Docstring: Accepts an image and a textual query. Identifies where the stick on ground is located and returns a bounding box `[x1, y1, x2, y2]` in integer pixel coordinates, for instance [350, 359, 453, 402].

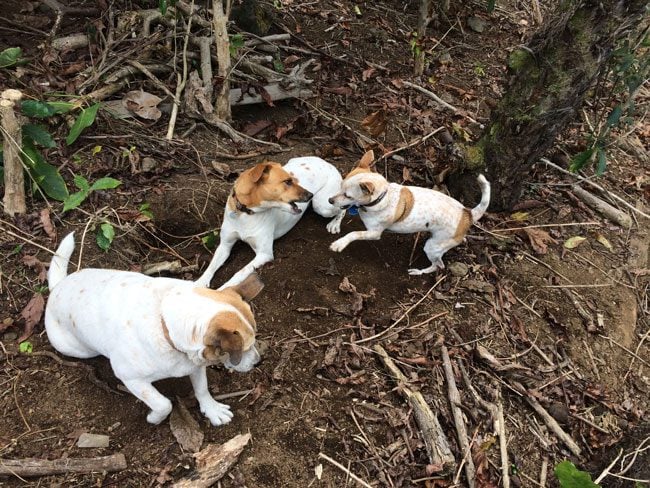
[0, 454, 127, 477]
[1, 90, 26, 216]
[374, 344, 455, 469]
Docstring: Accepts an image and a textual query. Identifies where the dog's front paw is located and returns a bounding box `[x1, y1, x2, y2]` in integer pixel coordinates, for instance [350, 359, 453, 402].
[326, 219, 341, 234]
[201, 400, 234, 426]
[408, 268, 426, 276]
[329, 239, 348, 253]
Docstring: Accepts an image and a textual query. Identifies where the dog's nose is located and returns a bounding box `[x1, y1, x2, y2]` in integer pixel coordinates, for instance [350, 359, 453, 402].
[328, 197, 335, 205]
[306, 191, 314, 200]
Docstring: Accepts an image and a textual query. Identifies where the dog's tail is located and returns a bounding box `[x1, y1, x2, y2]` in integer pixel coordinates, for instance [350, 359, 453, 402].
[470, 174, 490, 222]
[48, 232, 75, 290]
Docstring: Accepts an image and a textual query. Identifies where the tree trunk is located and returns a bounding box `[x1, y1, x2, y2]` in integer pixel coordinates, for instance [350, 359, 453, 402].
[447, 0, 647, 211]
[1, 90, 26, 216]
[213, 0, 231, 121]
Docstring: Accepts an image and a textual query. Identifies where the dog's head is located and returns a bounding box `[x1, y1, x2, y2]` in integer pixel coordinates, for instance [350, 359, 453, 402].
[328, 150, 389, 209]
[233, 162, 312, 214]
[198, 274, 264, 372]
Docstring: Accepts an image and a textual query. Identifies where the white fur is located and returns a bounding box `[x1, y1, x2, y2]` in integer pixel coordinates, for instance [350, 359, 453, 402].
[45, 233, 260, 426]
[196, 156, 345, 289]
[329, 173, 490, 275]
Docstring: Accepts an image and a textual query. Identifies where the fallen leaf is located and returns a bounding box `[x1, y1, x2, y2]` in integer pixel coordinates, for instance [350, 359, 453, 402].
[22, 254, 46, 282]
[595, 233, 613, 251]
[324, 86, 353, 96]
[510, 211, 529, 221]
[259, 86, 275, 107]
[361, 109, 387, 137]
[211, 161, 232, 176]
[362, 67, 376, 81]
[314, 463, 323, 480]
[243, 119, 273, 136]
[563, 236, 587, 249]
[402, 166, 412, 183]
[170, 399, 204, 453]
[521, 228, 557, 254]
[39, 208, 56, 240]
[123, 90, 162, 121]
[19, 293, 45, 341]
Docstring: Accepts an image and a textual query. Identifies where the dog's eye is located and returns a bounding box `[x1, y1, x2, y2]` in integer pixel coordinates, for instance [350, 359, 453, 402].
[284, 179, 293, 186]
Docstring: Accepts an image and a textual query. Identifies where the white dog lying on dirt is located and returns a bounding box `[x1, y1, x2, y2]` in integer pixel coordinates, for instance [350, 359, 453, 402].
[45, 232, 263, 426]
[329, 150, 490, 275]
[196, 156, 345, 289]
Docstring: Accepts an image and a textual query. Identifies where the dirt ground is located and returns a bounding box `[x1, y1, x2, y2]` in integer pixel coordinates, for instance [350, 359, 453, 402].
[1, 0, 649, 487]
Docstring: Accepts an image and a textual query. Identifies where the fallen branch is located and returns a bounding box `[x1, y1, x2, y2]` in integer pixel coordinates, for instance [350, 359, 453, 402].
[173, 434, 251, 488]
[571, 185, 632, 228]
[51, 33, 90, 50]
[0, 454, 127, 477]
[378, 127, 444, 161]
[402, 80, 479, 124]
[440, 345, 475, 488]
[318, 452, 373, 488]
[374, 344, 455, 469]
[1, 89, 26, 216]
[142, 260, 199, 276]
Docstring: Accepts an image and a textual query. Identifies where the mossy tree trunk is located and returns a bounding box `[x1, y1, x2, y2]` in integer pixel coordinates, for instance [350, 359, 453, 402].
[448, 0, 647, 211]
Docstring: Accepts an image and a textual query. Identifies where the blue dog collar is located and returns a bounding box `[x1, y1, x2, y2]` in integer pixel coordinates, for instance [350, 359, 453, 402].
[347, 205, 359, 216]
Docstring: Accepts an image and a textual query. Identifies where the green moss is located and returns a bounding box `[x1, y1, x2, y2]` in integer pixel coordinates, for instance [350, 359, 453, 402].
[508, 49, 534, 71]
[460, 142, 485, 170]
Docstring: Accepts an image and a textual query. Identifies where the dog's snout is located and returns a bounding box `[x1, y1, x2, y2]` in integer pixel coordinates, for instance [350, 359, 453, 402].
[328, 196, 335, 205]
[305, 191, 314, 200]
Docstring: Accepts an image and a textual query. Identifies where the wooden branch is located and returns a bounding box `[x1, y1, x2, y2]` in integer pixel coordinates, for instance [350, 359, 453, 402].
[374, 344, 455, 469]
[78, 65, 173, 103]
[571, 185, 632, 228]
[172, 434, 250, 488]
[230, 84, 314, 106]
[190, 36, 214, 101]
[1, 89, 26, 216]
[440, 345, 475, 488]
[213, 0, 231, 121]
[51, 33, 90, 50]
[0, 454, 127, 477]
[402, 80, 479, 124]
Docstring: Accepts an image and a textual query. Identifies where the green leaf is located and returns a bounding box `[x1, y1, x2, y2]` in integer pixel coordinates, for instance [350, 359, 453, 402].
[159, 0, 167, 15]
[138, 202, 154, 219]
[229, 33, 245, 56]
[66, 103, 101, 145]
[0, 47, 22, 68]
[273, 56, 285, 73]
[90, 177, 121, 191]
[73, 174, 90, 191]
[569, 148, 595, 172]
[21, 142, 69, 201]
[487, 0, 496, 12]
[96, 222, 115, 251]
[606, 106, 622, 127]
[23, 124, 56, 148]
[21, 100, 57, 118]
[19, 341, 33, 354]
[554, 461, 600, 488]
[201, 231, 218, 250]
[63, 190, 88, 212]
[596, 148, 607, 175]
[48, 101, 76, 114]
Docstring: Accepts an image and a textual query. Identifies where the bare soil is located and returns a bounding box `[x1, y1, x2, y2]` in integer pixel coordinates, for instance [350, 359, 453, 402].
[1, 1, 649, 487]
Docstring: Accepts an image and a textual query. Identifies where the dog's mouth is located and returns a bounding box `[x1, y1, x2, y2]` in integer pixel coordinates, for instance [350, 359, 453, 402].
[289, 201, 303, 214]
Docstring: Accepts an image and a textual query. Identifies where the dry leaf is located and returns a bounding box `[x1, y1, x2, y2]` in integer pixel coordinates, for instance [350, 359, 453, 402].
[123, 90, 162, 121]
[170, 399, 204, 453]
[563, 236, 587, 249]
[362, 67, 376, 81]
[22, 255, 46, 282]
[19, 293, 45, 341]
[243, 119, 273, 136]
[522, 228, 557, 254]
[361, 109, 387, 137]
[259, 86, 275, 107]
[595, 233, 613, 251]
[39, 208, 56, 240]
[510, 211, 529, 222]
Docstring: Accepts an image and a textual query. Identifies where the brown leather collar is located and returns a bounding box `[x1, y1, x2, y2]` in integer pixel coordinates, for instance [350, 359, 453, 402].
[232, 191, 254, 215]
[161, 318, 181, 352]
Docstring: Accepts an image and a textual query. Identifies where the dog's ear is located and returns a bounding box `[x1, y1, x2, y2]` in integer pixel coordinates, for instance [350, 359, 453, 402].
[226, 273, 264, 301]
[248, 162, 273, 183]
[359, 181, 375, 195]
[358, 150, 375, 169]
[204, 325, 244, 365]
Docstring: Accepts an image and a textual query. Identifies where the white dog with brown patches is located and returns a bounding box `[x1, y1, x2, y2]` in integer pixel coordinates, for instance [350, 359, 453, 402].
[196, 157, 345, 289]
[45, 232, 263, 426]
[329, 150, 490, 275]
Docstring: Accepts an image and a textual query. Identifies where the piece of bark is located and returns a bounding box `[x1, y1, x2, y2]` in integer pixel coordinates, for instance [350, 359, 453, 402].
[374, 345, 455, 469]
[0, 454, 127, 477]
[572, 185, 632, 228]
[51, 33, 90, 50]
[1, 90, 26, 216]
[172, 434, 251, 488]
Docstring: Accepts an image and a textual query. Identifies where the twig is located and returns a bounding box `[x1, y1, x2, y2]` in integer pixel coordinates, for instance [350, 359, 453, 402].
[126, 60, 175, 99]
[402, 81, 479, 124]
[521, 251, 573, 283]
[595, 449, 624, 484]
[623, 328, 650, 382]
[374, 345, 455, 468]
[212, 0, 231, 120]
[561, 288, 595, 332]
[318, 453, 373, 488]
[166, 0, 194, 140]
[491, 222, 600, 232]
[541, 158, 649, 221]
[539, 458, 548, 487]
[599, 335, 650, 367]
[440, 345, 475, 488]
[571, 185, 632, 228]
[1, 90, 26, 216]
[212, 389, 254, 401]
[377, 127, 444, 161]
[356, 275, 446, 344]
[0, 221, 56, 255]
[0, 454, 127, 477]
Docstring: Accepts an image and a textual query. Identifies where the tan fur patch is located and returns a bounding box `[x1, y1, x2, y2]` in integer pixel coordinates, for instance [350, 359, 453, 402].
[194, 288, 256, 330]
[161, 317, 180, 351]
[453, 208, 473, 241]
[393, 187, 415, 223]
[202, 311, 248, 363]
[231, 162, 309, 208]
[344, 149, 376, 180]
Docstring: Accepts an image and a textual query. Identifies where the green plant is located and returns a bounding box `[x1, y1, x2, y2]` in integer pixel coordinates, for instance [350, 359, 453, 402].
[63, 174, 121, 212]
[0, 47, 25, 68]
[570, 30, 650, 174]
[138, 202, 154, 219]
[19, 341, 33, 354]
[201, 231, 218, 250]
[96, 222, 115, 251]
[158, 0, 177, 15]
[229, 33, 245, 56]
[555, 461, 600, 488]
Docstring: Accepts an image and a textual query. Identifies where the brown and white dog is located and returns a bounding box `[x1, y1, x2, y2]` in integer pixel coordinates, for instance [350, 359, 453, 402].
[328, 150, 490, 275]
[45, 232, 263, 426]
[196, 157, 345, 289]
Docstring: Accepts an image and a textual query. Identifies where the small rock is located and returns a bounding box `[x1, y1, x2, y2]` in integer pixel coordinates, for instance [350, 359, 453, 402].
[448, 262, 469, 277]
[467, 16, 486, 33]
[548, 402, 570, 425]
[77, 433, 110, 448]
[437, 52, 452, 65]
[107, 422, 121, 432]
[141, 157, 158, 173]
[462, 279, 495, 294]
[3, 331, 18, 341]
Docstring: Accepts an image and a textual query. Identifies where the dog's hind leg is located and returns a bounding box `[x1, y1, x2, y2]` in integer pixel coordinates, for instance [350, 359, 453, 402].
[195, 230, 238, 288]
[121, 378, 173, 424]
[408, 237, 459, 276]
[190, 367, 233, 426]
